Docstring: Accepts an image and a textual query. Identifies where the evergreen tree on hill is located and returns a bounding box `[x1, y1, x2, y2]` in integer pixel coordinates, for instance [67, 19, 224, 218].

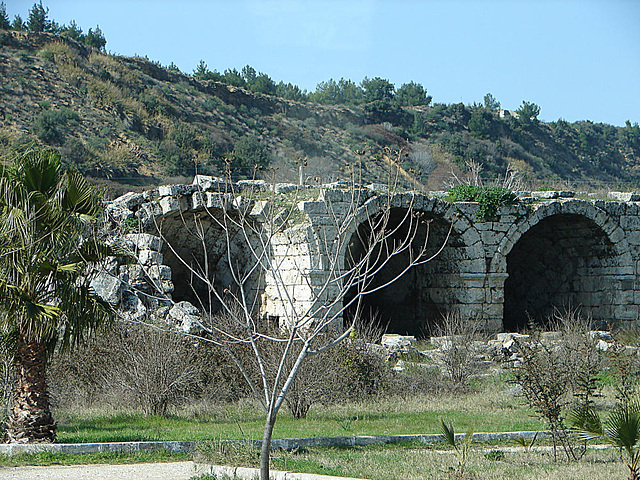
[0, 2, 10, 30]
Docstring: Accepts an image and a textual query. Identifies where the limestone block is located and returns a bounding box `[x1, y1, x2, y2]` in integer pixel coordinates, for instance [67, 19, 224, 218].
[273, 183, 298, 194]
[626, 203, 640, 215]
[142, 189, 159, 201]
[105, 203, 135, 223]
[249, 200, 271, 221]
[459, 273, 487, 288]
[589, 330, 613, 341]
[158, 184, 197, 197]
[90, 272, 122, 305]
[461, 229, 481, 247]
[383, 334, 416, 350]
[190, 191, 206, 211]
[138, 250, 163, 266]
[454, 202, 479, 217]
[603, 202, 627, 216]
[615, 288, 635, 304]
[160, 280, 174, 293]
[608, 226, 625, 243]
[491, 288, 504, 303]
[496, 332, 530, 343]
[125, 233, 162, 252]
[120, 291, 147, 320]
[119, 264, 146, 289]
[114, 191, 146, 210]
[492, 222, 511, 232]
[135, 201, 162, 225]
[458, 287, 486, 304]
[390, 192, 418, 209]
[481, 303, 503, 319]
[613, 304, 638, 321]
[621, 216, 640, 231]
[531, 190, 558, 199]
[159, 196, 181, 215]
[481, 230, 500, 246]
[192, 175, 224, 191]
[146, 265, 172, 281]
[237, 179, 268, 192]
[609, 192, 640, 202]
[168, 301, 202, 333]
[596, 339, 612, 351]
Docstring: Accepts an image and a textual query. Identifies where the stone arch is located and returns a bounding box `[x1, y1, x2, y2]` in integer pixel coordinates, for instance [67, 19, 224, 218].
[153, 205, 262, 314]
[342, 195, 485, 337]
[492, 200, 634, 330]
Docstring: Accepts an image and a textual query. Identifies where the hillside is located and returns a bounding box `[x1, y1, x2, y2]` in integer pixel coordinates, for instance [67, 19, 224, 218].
[1, 30, 640, 197]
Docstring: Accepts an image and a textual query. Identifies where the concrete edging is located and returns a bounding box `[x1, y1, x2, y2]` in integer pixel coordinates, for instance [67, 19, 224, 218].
[203, 464, 368, 480]
[0, 430, 546, 456]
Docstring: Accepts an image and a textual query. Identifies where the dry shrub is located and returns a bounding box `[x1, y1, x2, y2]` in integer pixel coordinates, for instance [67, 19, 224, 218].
[509, 308, 604, 461]
[433, 311, 489, 389]
[50, 322, 246, 415]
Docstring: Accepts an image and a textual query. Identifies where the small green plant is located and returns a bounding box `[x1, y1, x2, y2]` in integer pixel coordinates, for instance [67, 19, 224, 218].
[514, 432, 538, 453]
[122, 217, 140, 233]
[484, 449, 505, 461]
[337, 415, 358, 432]
[448, 184, 517, 220]
[570, 399, 640, 480]
[440, 419, 473, 477]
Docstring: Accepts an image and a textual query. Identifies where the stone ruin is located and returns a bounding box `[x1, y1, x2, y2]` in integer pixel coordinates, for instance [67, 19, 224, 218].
[96, 176, 640, 337]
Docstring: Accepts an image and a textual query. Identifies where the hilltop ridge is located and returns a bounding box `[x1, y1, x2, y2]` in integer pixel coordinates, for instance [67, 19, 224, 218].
[1, 30, 639, 196]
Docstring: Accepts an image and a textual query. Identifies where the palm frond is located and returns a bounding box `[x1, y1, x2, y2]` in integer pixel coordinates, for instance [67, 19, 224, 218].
[606, 400, 640, 452]
[440, 419, 456, 447]
[569, 405, 604, 441]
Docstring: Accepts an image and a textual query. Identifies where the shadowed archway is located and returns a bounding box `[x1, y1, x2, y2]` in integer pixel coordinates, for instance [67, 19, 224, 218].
[503, 213, 617, 330]
[343, 208, 467, 337]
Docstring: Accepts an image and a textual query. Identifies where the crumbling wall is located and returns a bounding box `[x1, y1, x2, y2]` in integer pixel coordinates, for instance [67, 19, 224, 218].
[100, 180, 640, 337]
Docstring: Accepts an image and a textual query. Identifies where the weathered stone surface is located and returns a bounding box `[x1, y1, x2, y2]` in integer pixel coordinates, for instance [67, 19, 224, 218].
[90, 272, 121, 305]
[125, 233, 162, 252]
[101, 181, 640, 335]
[610, 192, 640, 202]
[381, 334, 416, 351]
[168, 301, 202, 333]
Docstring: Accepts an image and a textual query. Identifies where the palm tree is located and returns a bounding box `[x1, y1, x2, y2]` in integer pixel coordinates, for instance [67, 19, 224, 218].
[0, 147, 115, 443]
[570, 399, 640, 480]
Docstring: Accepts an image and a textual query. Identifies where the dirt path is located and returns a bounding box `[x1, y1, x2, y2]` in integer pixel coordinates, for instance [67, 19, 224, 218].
[0, 461, 211, 480]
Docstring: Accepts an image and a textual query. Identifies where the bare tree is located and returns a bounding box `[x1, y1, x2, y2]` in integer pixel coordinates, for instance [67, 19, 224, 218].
[126, 150, 449, 480]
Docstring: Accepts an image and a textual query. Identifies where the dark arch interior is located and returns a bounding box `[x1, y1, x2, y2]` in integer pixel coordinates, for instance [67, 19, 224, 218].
[343, 209, 465, 338]
[157, 212, 261, 314]
[503, 213, 616, 331]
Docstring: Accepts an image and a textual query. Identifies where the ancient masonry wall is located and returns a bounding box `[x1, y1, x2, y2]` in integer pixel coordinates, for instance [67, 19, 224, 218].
[100, 178, 640, 334]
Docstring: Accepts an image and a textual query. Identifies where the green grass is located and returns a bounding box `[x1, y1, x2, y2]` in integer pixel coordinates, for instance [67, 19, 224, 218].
[55, 381, 543, 444]
[266, 443, 626, 480]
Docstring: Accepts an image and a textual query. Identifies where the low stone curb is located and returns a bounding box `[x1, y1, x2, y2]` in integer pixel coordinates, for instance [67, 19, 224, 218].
[0, 431, 546, 456]
[203, 464, 368, 480]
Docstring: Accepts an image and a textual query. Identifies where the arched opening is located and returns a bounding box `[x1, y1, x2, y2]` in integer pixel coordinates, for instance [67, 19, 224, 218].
[503, 213, 617, 331]
[343, 208, 467, 338]
[156, 210, 262, 315]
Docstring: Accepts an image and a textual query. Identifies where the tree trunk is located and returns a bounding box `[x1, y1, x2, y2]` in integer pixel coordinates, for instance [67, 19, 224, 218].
[259, 412, 276, 480]
[5, 335, 56, 443]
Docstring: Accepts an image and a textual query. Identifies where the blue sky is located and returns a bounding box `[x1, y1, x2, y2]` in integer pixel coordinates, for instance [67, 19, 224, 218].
[7, 0, 640, 125]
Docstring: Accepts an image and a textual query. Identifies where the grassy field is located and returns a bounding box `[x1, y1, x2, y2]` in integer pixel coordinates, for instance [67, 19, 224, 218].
[1, 376, 627, 478]
[54, 378, 544, 444]
[265, 443, 626, 480]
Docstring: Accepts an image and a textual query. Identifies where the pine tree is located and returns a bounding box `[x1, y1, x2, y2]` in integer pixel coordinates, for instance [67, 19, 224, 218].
[27, 1, 50, 32]
[0, 2, 10, 30]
